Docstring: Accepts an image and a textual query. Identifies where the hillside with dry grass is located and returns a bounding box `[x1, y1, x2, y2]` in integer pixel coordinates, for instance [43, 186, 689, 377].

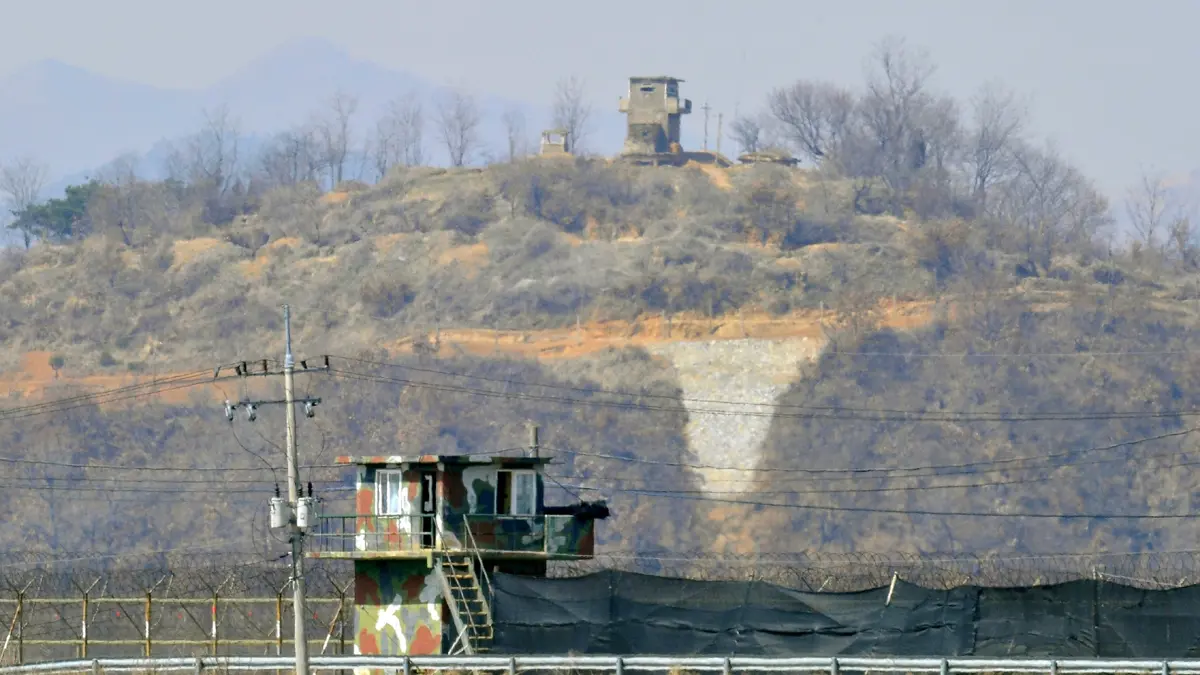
[5, 151, 1200, 564]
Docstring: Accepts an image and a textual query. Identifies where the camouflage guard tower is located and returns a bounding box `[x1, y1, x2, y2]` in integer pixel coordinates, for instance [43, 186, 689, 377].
[619, 76, 692, 163]
[308, 454, 608, 656]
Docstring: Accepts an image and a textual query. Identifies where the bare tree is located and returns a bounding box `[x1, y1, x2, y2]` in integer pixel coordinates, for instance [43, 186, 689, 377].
[994, 141, 1112, 274]
[435, 89, 481, 167]
[372, 94, 425, 179]
[258, 126, 324, 187]
[0, 156, 49, 248]
[730, 116, 763, 155]
[917, 95, 962, 180]
[92, 153, 140, 246]
[964, 81, 1026, 209]
[316, 90, 359, 187]
[1124, 169, 1174, 251]
[766, 81, 855, 163]
[552, 75, 593, 155]
[1168, 214, 1199, 268]
[856, 36, 937, 191]
[167, 105, 241, 196]
[502, 107, 529, 162]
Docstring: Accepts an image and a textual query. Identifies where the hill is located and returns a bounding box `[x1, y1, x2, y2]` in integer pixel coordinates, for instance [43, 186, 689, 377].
[4, 154, 1200, 568]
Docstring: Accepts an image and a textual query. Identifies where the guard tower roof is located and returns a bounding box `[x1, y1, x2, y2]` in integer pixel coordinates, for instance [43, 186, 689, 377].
[334, 454, 553, 467]
[629, 75, 685, 83]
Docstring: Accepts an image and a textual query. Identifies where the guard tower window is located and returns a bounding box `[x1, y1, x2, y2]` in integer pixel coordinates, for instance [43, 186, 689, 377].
[496, 469, 536, 516]
[666, 82, 678, 97]
[375, 470, 404, 515]
[639, 85, 656, 93]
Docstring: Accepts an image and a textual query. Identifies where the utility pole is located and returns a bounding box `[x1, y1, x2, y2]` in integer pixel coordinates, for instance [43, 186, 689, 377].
[716, 113, 724, 157]
[283, 305, 308, 675]
[528, 423, 540, 459]
[701, 100, 712, 151]
[222, 306, 328, 675]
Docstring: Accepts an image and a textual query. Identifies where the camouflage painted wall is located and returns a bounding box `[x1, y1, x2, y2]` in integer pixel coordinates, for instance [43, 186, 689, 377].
[547, 515, 597, 557]
[354, 465, 423, 552]
[440, 464, 547, 552]
[338, 457, 596, 558]
[352, 560, 443, 656]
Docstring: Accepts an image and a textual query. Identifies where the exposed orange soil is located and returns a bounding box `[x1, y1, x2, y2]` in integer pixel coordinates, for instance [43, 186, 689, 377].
[391, 301, 936, 360]
[0, 352, 277, 408]
[170, 238, 225, 268]
[0, 301, 938, 406]
[695, 164, 733, 190]
[320, 191, 350, 205]
[437, 243, 489, 268]
[237, 237, 304, 279]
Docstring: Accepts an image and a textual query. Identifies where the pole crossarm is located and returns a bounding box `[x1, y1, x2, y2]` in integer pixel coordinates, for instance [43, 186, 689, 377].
[234, 398, 321, 407]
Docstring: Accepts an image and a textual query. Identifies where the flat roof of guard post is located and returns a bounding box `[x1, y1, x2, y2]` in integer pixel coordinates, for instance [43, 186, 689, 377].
[334, 454, 553, 467]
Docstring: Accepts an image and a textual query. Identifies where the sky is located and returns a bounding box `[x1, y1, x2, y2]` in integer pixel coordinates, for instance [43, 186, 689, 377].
[1, 0, 1198, 202]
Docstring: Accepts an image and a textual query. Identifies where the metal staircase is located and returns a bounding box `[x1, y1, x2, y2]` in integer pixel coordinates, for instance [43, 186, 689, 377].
[434, 520, 493, 654]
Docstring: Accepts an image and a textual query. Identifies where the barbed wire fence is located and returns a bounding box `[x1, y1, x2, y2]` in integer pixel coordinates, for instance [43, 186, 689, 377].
[0, 550, 1198, 664]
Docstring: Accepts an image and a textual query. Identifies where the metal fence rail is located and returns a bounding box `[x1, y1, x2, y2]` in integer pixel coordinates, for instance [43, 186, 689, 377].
[4, 656, 1200, 675]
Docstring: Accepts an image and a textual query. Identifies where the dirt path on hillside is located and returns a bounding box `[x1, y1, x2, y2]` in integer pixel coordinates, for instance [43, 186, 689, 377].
[0, 302, 938, 405]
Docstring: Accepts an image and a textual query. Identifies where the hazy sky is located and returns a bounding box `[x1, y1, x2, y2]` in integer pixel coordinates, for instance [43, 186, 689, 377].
[2, 0, 1197, 201]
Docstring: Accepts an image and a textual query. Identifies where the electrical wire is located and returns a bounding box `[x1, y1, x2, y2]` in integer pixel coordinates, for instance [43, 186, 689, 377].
[596, 490, 1197, 519]
[324, 366, 1200, 423]
[327, 354, 1200, 420]
[555, 452, 1200, 495]
[546, 427, 1199, 477]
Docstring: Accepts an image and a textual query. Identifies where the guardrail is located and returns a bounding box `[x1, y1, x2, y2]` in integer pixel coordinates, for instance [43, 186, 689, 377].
[5, 656, 1200, 674]
[307, 514, 580, 555]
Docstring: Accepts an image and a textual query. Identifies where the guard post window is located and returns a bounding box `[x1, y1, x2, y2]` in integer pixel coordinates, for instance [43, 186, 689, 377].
[496, 469, 537, 516]
[375, 470, 404, 516]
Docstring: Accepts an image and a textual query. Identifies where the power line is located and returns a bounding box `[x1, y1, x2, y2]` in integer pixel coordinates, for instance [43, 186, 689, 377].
[0, 369, 215, 417]
[325, 365, 1200, 423]
[548, 427, 1199, 477]
[555, 452, 1200, 496]
[0, 456, 343, 472]
[603, 490, 1197, 519]
[330, 354, 1200, 419]
[0, 372, 247, 423]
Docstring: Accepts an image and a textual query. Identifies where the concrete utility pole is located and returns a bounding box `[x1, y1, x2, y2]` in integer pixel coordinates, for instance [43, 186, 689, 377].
[223, 306, 326, 675]
[701, 100, 712, 151]
[528, 423, 540, 459]
[716, 113, 724, 157]
[283, 305, 309, 675]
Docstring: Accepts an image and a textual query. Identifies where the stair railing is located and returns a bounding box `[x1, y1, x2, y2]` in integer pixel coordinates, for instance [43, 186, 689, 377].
[461, 515, 493, 621]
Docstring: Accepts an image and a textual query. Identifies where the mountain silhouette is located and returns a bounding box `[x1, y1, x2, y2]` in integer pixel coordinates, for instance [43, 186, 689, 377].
[0, 37, 632, 199]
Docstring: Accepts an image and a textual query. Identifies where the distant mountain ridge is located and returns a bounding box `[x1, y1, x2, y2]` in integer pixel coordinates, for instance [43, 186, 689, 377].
[0, 36, 627, 207]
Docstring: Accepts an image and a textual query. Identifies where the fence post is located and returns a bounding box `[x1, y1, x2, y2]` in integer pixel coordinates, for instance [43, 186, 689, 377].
[194, 656, 204, 675]
[1051, 660, 1058, 675]
[275, 592, 284, 675]
[211, 593, 219, 655]
[940, 659, 948, 675]
[615, 657, 624, 675]
[91, 659, 100, 675]
[724, 657, 732, 675]
[1163, 661, 1170, 675]
[338, 590, 348, 653]
[15, 591, 23, 666]
[81, 592, 89, 658]
[402, 656, 412, 675]
[144, 592, 152, 658]
[508, 656, 517, 675]
[830, 657, 839, 675]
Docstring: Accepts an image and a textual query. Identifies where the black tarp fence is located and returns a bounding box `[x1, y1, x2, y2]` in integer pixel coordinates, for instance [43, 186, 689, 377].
[492, 570, 1200, 657]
